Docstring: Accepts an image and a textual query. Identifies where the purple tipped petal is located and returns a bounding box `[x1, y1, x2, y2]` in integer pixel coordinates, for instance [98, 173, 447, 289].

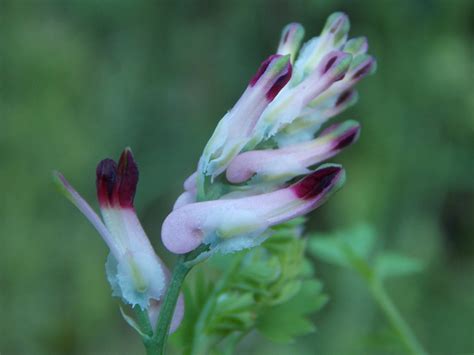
[226, 121, 359, 184]
[96, 159, 118, 207]
[162, 165, 345, 254]
[249, 54, 292, 101]
[351, 55, 377, 81]
[199, 55, 292, 178]
[96, 148, 139, 209]
[116, 148, 139, 208]
[332, 124, 360, 150]
[292, 165, 343, 199]
[322, 12, 350, 42]
[335, 89, 357, 107]
[318, 51, 352, 81]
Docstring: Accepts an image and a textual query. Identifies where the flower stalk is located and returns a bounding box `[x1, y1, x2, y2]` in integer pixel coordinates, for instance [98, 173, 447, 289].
[369, 280, 427, 355]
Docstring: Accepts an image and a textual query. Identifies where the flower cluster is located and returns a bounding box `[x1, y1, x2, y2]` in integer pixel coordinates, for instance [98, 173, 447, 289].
[162, 12, 375, 255]
[55, 12, 375, 338]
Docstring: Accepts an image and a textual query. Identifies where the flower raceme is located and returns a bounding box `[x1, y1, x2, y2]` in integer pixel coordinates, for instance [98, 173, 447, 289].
[164, 12, 375, 255]
[55, 148, 183, 333]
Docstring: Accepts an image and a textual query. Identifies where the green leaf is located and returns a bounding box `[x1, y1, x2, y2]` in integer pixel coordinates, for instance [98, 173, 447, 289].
[256, 280, 328, 343]
[308, 236, 349, 266]
[308, 224, 376, 267]
[374, 252, 424, 279]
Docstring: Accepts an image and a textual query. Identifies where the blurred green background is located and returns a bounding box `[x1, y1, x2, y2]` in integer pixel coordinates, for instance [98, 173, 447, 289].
[2, 0, 473, 354]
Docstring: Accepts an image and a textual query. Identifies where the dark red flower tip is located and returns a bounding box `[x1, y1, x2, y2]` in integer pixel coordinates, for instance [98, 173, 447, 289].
[292, 166, 342, 200]
[249, 54, 281, 87]
[335, 89, 355, 107]
[96, 159, 118, 207]
[248, 54, 292, 101]
[95, 148, 139, 208]
[266, 62, 292, 101]
[352, 60, 375, 80]
[323, 55, 339, 74]
[283, 27, 291, 43]
[116, 148, 139, 208]
[333, 126, 360, 150]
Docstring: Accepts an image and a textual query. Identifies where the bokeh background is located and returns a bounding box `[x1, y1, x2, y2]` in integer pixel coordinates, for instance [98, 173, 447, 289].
[2, 0, 473, 354]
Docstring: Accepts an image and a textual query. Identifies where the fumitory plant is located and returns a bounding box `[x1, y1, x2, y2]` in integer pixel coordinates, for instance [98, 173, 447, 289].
[55, 12, 426, 355]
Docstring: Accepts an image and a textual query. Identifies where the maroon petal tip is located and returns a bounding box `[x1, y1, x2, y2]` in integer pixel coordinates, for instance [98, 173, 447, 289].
[116, 148, 139, 208]
[96, 159, 118, 207]
[352, 57, 376, 80]
[333, 125, 361, 150]
[335, 89, 356, 107]
[249, 54, 283, 87]
[292, 166, 342, 200]
[266, 61, 292, 101]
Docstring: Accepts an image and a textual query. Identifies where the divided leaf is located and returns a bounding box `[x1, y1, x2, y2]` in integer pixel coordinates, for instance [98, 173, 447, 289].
[374, 252, 424, 280]
[256, 280, 328, 343]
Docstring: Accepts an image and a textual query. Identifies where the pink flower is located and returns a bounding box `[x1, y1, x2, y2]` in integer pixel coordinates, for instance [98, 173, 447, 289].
[55, 148, 183, 332]
[162, 165, 345, 254]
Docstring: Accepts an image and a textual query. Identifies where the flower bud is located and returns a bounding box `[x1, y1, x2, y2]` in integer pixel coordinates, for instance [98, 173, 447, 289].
[277, 23, 305, 62]
[343, 36, 368, 55]
[249, 51, 352, 146]
[274, 89, 359, 147]
[226, 120, 360, 184]
[161, 165, 345, 254]
[55, 149, 184, 333]
[291, 12, 350, 84]
[199, 54, 292, 179]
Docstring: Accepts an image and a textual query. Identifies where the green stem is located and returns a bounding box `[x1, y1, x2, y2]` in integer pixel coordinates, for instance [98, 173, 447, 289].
[133, 306, 153, 337]
[153, 254, 190, 354]
[343, 247, 427, 355]
[132, 307, 159, 354]
[369, 280, 427, 355]
[190, 253, 245, 355]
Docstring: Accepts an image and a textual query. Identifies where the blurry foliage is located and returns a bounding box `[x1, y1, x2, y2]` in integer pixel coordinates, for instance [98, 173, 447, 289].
[1, 0, 473, 354]
[172, 220, 327, 354]
[309, 224, 427, 354]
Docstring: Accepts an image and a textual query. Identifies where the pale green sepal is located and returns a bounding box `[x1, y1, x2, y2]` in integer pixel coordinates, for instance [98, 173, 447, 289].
[119, 306, 153, 340]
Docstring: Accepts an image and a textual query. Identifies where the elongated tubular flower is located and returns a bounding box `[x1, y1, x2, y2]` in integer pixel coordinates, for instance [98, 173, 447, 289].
[226, 120, 360, 184]
[162, 165, 345, 254]
[199, 54, 292, 179]
[55, 148, 183, 332]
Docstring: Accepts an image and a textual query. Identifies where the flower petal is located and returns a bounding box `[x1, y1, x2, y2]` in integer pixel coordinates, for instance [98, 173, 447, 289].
[53, 171, 121, 258]
[227, 121, 360, 184]
[162, 165, 345, 254]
